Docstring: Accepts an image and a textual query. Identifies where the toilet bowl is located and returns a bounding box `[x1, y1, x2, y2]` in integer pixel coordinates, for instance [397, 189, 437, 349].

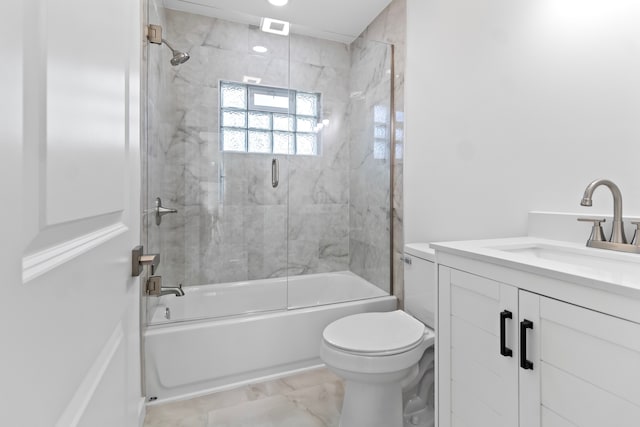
[321, 244, 436, 427]
[321, 310, 435, 427]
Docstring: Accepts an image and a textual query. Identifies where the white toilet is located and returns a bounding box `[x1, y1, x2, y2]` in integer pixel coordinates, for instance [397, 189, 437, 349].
[321, 244, 436, 427]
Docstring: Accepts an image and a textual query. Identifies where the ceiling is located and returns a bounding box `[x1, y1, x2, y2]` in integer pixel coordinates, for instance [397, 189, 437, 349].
[163, 0, 393, 44]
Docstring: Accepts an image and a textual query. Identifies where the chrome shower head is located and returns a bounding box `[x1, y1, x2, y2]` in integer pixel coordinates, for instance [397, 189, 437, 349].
[162, 39, 190, 66]
[170, 50, 190, 66]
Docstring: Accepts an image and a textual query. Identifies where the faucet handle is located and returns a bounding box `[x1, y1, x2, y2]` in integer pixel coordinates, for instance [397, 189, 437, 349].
[577, 217, 607, 243]
[630, 221, 640, 246]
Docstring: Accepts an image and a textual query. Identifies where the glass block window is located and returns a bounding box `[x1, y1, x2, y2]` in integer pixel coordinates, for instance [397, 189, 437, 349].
[220, 81, 321, 155]
[373, 104, 389, 160]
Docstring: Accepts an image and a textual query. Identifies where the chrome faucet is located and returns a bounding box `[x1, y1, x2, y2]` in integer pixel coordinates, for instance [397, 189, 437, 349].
[146, 276, 185, 297]
[160, 284, 185, 297]
[578, 179, 640, 254]
[580, 179, 627, 243]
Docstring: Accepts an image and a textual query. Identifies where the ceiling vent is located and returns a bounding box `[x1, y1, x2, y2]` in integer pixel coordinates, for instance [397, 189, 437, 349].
[260, 17, 290, 36]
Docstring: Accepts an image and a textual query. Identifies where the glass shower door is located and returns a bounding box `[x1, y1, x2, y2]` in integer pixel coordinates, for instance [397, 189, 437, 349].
[285, 37, 394, 308]
[144, 6, 291, 325]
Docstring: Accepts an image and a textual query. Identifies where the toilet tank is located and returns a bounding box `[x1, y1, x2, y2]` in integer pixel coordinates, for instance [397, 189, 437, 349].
[404, 243, 436, 329]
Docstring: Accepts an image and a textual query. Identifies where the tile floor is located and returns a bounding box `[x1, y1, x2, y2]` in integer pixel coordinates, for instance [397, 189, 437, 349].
[143, 368, 344, 427]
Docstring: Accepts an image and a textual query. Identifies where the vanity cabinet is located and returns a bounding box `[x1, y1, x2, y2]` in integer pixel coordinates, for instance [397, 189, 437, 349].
[437, 266, 640, 427]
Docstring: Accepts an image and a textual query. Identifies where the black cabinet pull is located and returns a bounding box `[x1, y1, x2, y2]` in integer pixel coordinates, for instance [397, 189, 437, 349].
[520, 319, 534, 370]
[500, 310, 513, 357]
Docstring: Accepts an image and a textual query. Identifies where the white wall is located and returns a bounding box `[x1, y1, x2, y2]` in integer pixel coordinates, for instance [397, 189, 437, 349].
[405, 0, 640, 244]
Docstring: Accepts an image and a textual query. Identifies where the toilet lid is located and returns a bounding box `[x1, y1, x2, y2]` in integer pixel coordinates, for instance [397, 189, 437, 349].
[322, 310, 426, 355]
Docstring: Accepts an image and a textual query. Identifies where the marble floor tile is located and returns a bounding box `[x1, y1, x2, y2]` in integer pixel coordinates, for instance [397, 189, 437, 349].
[280, 368, 341, 390]
[283, 382, 343, 427]
[144, 368, 344, 427]
[207, 394, 327, 427]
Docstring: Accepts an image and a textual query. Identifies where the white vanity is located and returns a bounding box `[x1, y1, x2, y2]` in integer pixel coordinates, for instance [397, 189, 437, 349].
[432, 237, 640, 427]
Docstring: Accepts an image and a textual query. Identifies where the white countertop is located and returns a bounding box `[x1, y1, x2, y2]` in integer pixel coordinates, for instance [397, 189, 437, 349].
[404, 243, 435, 262]
[431, 237, 640, 299]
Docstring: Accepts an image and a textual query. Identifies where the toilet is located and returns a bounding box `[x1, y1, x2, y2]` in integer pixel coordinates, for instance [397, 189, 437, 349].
[320, 244, 436, 427]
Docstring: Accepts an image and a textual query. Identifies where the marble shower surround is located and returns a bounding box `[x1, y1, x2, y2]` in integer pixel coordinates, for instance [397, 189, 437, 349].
[146, 4, 403, 293]
[351, 0, 407, 303]
[149, 10, 353, 287]
[347, 37, 393, 292]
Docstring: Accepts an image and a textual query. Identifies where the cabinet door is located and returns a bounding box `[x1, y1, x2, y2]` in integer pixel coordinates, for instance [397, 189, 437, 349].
[438, 267, 519, 427]
[519, 291, 640, 427]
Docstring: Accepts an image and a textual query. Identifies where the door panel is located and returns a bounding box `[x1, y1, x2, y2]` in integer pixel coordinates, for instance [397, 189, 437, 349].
[0, 0, 26, 419]
[45, 0, 127, 224]
[1, 0, 143, 425]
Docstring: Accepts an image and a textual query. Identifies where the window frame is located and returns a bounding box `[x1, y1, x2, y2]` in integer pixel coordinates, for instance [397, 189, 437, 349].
[219, 80, 322, 156]
[247, 85, 295, 114]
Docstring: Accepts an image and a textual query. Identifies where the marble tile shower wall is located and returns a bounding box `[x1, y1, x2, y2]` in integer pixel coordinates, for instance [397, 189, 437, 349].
[287, 36, 351, 277]
[149, 9, 352, 287]
[353, 0, 406, 302]
[347, 39, 392, 292]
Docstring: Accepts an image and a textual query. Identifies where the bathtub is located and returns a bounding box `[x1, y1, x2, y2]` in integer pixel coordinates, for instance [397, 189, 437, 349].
[144, 271, 397, 402]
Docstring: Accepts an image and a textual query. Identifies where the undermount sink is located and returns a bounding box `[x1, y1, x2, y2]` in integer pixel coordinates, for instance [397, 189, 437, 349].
[488, 242, 640, 276]
[431, 235, 640, 297]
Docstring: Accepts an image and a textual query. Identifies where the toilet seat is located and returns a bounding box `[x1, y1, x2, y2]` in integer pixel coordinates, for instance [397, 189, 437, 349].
[323, 311, 426, 356]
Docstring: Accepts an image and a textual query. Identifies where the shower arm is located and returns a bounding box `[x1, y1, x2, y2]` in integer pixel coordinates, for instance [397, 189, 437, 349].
[161, 38, 178, 54]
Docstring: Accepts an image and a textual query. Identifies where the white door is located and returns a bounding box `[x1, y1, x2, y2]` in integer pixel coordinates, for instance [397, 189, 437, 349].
[0, 0, 143, 426]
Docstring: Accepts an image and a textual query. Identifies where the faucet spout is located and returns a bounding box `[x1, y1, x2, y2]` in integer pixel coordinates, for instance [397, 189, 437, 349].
[580, 179, 627, 243]
[160, 284, 185, 297]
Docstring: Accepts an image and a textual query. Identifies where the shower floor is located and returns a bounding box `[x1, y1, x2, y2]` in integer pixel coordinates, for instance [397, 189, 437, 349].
[143, 368, 344, 427]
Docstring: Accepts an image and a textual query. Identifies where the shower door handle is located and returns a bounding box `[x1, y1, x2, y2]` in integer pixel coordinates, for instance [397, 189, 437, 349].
[155, 197, 177, 225]
[272, 157, 279, 188]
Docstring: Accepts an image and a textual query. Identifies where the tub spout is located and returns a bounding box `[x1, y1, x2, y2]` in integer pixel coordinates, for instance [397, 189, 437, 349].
[160, 284, 185, 297]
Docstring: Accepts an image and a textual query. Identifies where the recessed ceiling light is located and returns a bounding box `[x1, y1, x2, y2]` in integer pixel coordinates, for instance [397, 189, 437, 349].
[268, 0, 289, 5]
[252, 45, 268, 53]
[243, 75, 262, 84]
[260, 17, 290, 36]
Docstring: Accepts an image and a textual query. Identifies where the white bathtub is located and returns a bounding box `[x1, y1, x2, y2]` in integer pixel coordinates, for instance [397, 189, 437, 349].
[144, 271, 397, 402]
